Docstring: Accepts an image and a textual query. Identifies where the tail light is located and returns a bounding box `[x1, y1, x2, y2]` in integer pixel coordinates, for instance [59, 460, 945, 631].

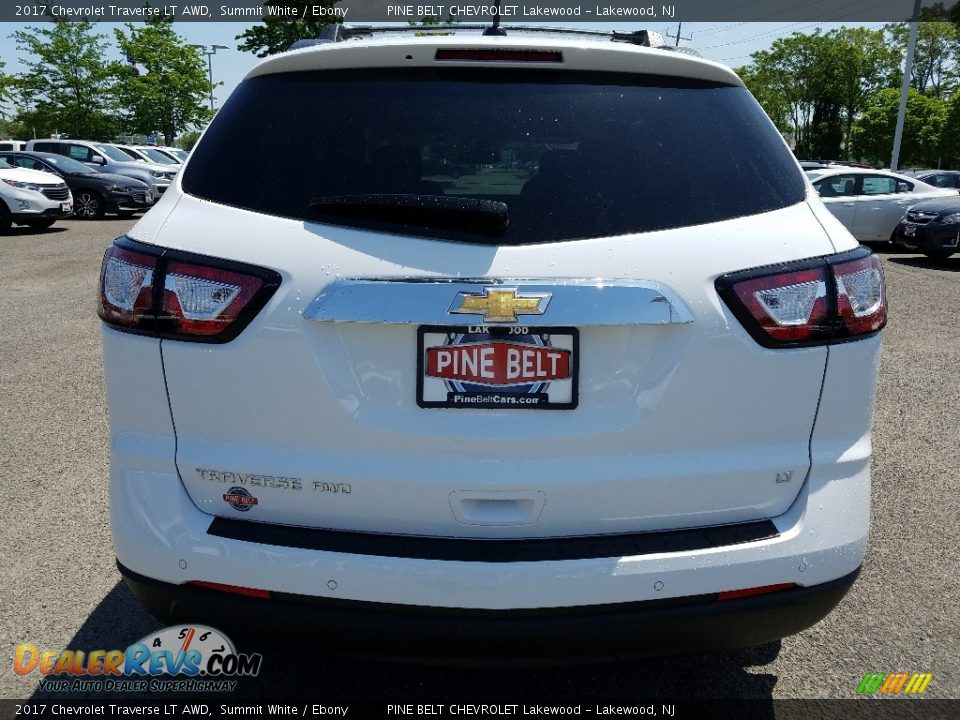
[98, 237, 281, 343]
[716, 247, 886, 348]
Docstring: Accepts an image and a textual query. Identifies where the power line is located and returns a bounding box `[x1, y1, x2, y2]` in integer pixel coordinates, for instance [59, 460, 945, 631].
[695, 22, 751, 39]
[700, 0, 898, 51]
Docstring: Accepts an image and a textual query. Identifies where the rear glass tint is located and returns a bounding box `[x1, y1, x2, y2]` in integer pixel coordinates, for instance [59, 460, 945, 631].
[183, 69, 805, 244]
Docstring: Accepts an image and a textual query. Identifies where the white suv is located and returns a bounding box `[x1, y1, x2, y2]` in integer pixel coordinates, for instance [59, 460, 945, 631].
[100, 28, 886, 661]
[0, 160, 73, 231]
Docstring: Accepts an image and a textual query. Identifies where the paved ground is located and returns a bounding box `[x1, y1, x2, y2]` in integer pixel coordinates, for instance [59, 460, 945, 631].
[0, 217, 957, 702]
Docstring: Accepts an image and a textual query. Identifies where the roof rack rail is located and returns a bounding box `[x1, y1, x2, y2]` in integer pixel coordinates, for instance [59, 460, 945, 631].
[288, 24, 699, 55]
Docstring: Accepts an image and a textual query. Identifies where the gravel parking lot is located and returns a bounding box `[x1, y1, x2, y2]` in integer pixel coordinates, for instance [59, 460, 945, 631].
[0, 217, 957, 701]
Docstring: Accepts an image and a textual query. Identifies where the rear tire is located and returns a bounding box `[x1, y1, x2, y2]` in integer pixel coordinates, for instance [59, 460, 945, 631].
[75, 190, 105, 220]
[922, 249, 955, 261]
[24, 218, 56, 229]
[0, 201, 11, 234]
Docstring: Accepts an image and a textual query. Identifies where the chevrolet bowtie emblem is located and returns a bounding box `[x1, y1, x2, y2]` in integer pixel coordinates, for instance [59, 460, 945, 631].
[449, 287, 551, 323]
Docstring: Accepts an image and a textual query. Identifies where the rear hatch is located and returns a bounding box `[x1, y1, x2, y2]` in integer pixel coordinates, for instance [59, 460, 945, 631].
[154, 39, 833, 538]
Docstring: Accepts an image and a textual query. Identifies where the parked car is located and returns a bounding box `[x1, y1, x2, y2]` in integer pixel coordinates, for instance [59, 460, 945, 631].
[25, 139, 175, 202]
[115, 144, 182, 171]
[156, 146, 189, 163]
[101, 26, 886, 660]
[798, 160, 832, 170]
[0, 140, 27, 152]
[0, 159, 73, 231]
[0, 151, 153, 219]
[893, 196, 960, 260]
[113, 144, 146, 162]
[130, 145, 183, 170]
[806, 167, 958, 243]
[901, 169, 960, 190]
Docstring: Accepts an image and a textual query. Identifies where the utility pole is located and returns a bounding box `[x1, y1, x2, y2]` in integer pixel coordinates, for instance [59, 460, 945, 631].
[188, 44, 228, 112]
[667, 23, 692, 47]
[891, 0, 922, 172]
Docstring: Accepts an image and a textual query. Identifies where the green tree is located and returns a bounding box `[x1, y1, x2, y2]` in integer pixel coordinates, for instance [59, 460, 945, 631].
[831, 27, 901, 155]
[0, 60, 13, 121]
[736, 63, 791, 134]
[113, 20, 211, 146]
[741, 32, 839, 158]
[738, 28, 899, 158]
[851, 87, 949, 167]
[12, 21, 119, 139]
[936, 91, 960, 166]
[177, 130, 202, 151]
[236, 2, 342, 57]
[885, 20, 959, 97]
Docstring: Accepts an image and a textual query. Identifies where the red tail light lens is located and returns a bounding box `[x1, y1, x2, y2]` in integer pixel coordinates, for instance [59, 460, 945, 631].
[833, 254, 886, 335]
[729, 267, 829, 343]
[162, 261, 264, 337]
[98, 246, 158, 329]
[716, 248, 887, 348]
[98, 238, 281, 343]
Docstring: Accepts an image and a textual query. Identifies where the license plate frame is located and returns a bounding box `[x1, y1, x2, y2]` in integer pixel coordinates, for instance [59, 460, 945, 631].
[417, 325, 579, 410]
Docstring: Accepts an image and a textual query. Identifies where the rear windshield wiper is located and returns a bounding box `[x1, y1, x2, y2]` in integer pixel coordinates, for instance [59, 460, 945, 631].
[309, 194, 508, 237]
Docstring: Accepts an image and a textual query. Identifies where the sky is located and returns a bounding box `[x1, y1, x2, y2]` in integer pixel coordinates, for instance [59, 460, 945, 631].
[0, 20, 889, 123]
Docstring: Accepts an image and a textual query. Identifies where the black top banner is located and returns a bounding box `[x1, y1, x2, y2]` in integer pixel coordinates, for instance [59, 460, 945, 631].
[2, 0, 955, 24]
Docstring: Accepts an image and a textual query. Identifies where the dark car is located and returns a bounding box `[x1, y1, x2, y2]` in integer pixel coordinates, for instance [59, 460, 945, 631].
[894, 196, 960, 260]
[0, 151, 153, 219]
[902, 169, 960, 191]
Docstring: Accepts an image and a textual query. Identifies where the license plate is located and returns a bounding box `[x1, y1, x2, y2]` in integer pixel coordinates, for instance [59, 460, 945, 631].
[61, 202, 72, 212]
[418, 325, 578, 410]
[904, 225, 916, 236]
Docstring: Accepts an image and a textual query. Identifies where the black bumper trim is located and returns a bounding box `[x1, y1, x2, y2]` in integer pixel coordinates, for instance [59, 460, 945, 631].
[206, 516, 780, 562]
[118, 561, 861, 661]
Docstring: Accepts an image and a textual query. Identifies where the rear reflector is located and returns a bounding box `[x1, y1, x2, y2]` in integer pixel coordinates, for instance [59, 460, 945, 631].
[717, 583, 797, 602]
[188, 580, 271, 599]
[716, 248, 886, 347]
[98, 237, 281, 343]
[435, 49, 563, 63]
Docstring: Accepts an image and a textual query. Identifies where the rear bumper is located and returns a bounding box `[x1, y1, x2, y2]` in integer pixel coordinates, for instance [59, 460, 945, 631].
[119, 560, 860, 661]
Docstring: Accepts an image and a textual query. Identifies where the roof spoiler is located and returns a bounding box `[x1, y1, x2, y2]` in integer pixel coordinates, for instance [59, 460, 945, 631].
[288, 25, 700, 56]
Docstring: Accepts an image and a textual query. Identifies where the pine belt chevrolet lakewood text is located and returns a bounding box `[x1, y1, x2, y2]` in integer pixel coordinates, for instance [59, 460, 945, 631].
[100, 26, 886, 661]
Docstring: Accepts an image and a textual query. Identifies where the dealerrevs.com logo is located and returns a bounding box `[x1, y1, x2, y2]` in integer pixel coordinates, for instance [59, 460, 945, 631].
[856, 672, 933, 696]
[14, 625, 262, 693]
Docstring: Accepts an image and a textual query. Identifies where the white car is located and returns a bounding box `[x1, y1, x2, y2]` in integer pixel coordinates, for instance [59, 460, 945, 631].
[0, 160, 73, 231]
[156, 146, 189, 163]
[100, 27, 886, 660]
[116, 144, 183, 172]
[131, 145, 184, 170]
[806, 167, 958, 243]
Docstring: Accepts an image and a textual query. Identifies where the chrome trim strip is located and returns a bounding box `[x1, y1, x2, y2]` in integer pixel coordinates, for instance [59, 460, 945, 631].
[304, 278, 694, 325]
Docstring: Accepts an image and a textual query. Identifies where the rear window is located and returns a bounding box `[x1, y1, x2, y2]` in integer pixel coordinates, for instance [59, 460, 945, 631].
[183, 69, 805, 244]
